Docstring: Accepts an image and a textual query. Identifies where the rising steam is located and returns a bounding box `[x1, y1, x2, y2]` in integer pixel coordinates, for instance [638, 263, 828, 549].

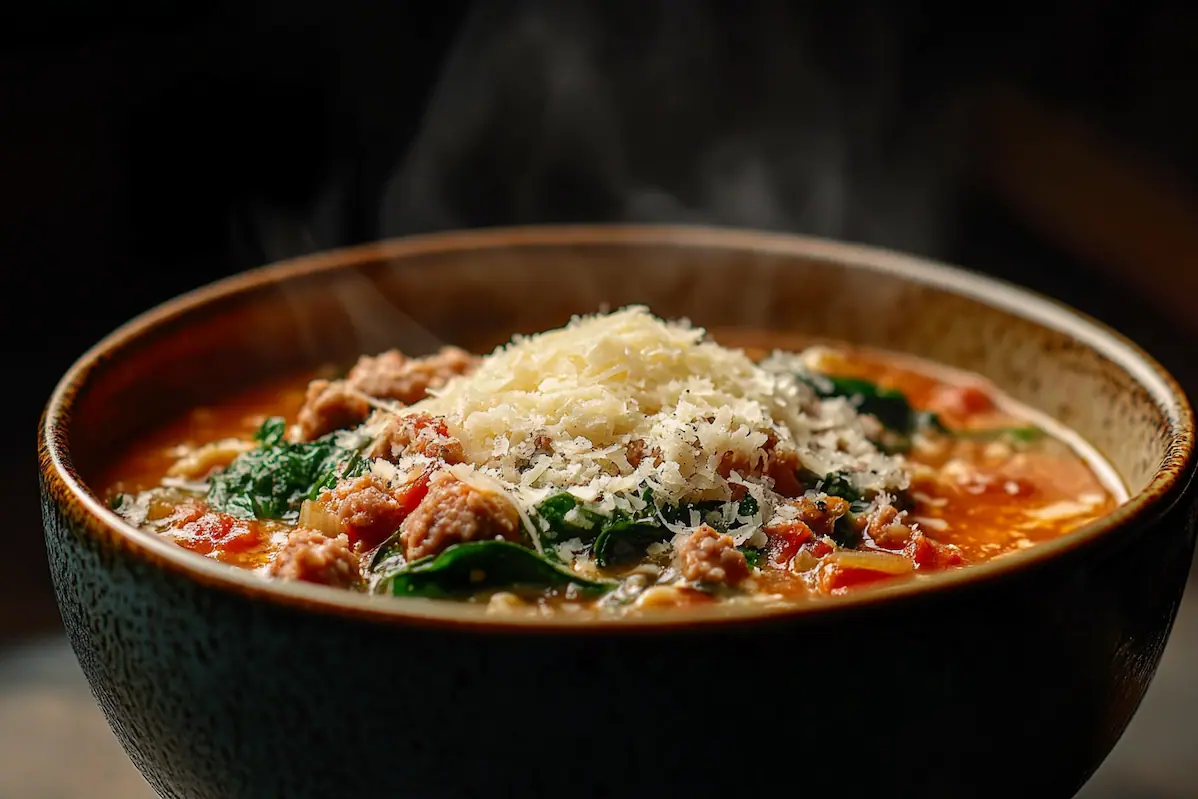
[246, 0, 971, 355]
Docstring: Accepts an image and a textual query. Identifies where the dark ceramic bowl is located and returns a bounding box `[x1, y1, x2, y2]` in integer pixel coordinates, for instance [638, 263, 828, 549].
[40, 226, 1197, 798]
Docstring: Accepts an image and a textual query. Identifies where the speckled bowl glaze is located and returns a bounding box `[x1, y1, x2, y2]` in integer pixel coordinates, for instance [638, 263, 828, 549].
[40, 226, 1197, 799]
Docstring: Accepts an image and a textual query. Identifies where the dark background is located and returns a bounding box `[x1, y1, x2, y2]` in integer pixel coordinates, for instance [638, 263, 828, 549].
[2, 1, 1197, 795]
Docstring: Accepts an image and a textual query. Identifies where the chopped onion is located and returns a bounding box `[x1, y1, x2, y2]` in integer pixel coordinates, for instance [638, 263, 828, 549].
[825, 549, 913, 575]
[298, 499, 343, 536]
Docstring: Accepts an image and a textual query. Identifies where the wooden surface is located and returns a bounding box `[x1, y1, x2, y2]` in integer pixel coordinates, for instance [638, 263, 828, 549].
[1, 578, 1196, 798]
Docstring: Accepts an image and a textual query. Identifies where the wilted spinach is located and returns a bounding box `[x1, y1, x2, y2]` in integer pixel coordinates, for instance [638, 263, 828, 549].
[801, 371, 1043, 452]
[380, 540, 616, 598]
[206, 417, 367, 521]
[592, 493, 760, 568]
[739, 546, 763, 568]
[800, 374, 920, 434]
[534, 492, 602, 541]
[592, 514, 669, 568]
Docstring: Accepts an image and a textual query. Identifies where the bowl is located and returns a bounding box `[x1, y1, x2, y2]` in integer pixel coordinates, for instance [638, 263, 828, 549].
[39, 225, 1197, 798]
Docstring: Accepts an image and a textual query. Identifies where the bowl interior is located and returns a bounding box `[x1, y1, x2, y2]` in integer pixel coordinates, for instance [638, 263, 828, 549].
[64, 227, 1186, 509]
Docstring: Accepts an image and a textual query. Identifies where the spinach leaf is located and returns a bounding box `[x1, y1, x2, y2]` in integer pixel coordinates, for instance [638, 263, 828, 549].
[534, 492, 602, 541]
[737, 495, 760, 518]
[957, 425, 1044, 443]
[801, 371, 1048, 455]
[820, 472, 864, 504]
[368, 529, 405, 573]
[207, 416, 363, 521]
[659, 499, 734, 531]
[381, 541, 616, 598]
[739, 546, 763, 569]
[592, 514, 669, 568]
[796, 469, 864, 503]
[307, 450, 371, 501]
[255, 416, 287, 448]
[801, 374, 918, 434]
[831, 513, 864, 547]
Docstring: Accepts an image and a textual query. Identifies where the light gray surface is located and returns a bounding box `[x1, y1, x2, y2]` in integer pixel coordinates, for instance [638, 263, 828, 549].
[1, 587, 1195, 798]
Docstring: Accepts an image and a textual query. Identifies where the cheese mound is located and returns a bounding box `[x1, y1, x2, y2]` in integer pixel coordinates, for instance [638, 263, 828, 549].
[386, 306, 908, 541]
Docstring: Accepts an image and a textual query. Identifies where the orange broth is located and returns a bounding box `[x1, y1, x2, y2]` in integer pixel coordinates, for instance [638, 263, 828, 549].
[100, 343, 1124, 609]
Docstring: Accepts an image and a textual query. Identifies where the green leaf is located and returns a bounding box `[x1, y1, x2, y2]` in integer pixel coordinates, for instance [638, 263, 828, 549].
[534, 492, 601, 540]
[381, 541, 616, 598]
[659, 499, 723, 530]
[592, 514, 669, 568]
[801, 374, 917, 434]
[957, 425, 1044, 443]
[737, 495, 759, 517]
[254, 416, 287, 448]
[207, 419, 365, 521]
[739, 546, 763, 569]
[820, 472, 864, 504]
[307, 450, 371, 501]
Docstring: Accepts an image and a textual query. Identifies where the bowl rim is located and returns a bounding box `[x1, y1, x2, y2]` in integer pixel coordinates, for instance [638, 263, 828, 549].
[39, 224, 1198, 632]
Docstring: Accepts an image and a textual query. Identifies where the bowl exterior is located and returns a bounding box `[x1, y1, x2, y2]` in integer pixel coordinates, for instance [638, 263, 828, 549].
[41, 459, 1197, 799]
[39, 227, 1198, 798]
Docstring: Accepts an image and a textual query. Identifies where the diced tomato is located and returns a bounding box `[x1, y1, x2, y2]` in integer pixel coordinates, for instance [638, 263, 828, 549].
[928, 383, 994, 421]
[169, 507, 262, 556]
[905, 533, 964, 570]
[764, 520, 814, 567]
[164, 501, 207, 527]
[818, 563, 894, 594]
[806, 538, 834, 559]
[410, 414, 451, 439]
[767, 460, 804, 498]
[395, 468, 433, 516]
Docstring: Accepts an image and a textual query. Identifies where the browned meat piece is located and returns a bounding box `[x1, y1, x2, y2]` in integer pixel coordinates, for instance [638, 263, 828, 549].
[865, 502, 915, 549]
[268, 528, 362, 588]
[713, 444, 803, 498]
[765, 449, 804, 498]
[366, 412, 465, 463]
[400, 471, 521, 561]
[677, 524, 751, 586]
[320, 472, 409, 550]
[785, 494, 850, 538]
[347, 346, 478, 405]
[295, 379, 371, 441]
[716, 451, 752, 479]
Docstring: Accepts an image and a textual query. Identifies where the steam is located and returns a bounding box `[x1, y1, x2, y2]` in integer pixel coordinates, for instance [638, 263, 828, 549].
[242, 1, 971, 355]
[379, 0, 967, 255]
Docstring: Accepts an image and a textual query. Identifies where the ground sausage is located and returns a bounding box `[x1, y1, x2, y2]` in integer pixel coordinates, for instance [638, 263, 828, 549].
[269, 528, 362, 588]
[865, 502, 915, 549]
[400, 471, 521, 561]
[677, 524, 751, 586]
[295, 379, 371, 441]
[320, 472, 408, 550]
[785, 494, 851, 538]
[765, 449, 804, 498]
[714, 446, 803, 498]
[366, 412, 465, 463]
[347, 346, 478, 405]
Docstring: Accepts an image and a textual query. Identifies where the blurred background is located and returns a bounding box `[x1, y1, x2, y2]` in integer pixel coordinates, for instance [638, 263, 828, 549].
[3, 0, 1197, 795]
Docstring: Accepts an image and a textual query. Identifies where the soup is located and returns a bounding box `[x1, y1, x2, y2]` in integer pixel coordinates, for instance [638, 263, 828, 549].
[102, 306, 1123, 616]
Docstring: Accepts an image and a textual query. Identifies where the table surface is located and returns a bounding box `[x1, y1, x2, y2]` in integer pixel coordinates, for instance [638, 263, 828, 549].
[2, 584, 1196, 798]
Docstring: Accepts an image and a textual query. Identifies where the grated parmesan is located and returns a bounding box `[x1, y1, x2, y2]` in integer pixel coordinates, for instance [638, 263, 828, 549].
[370, 306, 910, 563]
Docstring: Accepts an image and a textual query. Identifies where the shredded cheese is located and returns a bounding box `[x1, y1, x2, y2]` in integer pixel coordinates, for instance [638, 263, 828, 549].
[367, 306, 910, 565]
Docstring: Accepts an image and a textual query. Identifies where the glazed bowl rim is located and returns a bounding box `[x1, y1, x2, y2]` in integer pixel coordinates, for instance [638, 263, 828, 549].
[39, 224, 1197, 632]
